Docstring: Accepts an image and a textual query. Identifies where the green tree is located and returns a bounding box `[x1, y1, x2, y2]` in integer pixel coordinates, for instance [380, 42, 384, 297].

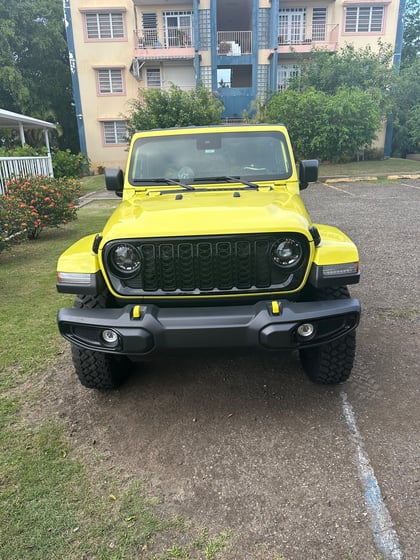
[264, 88, 380, 162]
[264, 88, 328, 158]
[392, 59, 420, 156]
[126, 85, 223, 137]
[0, 0, 78, 151]
[401, 0, 420, 68]
[289, 42, 395, 114]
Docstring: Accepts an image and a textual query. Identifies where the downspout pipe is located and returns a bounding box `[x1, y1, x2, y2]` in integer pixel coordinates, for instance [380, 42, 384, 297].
[384, 0, 407, 158]
[193, 0, 201, 84]
[211, 0, 218, 90]
[269, 0, 279, 93]
[63, 0, 87, 155]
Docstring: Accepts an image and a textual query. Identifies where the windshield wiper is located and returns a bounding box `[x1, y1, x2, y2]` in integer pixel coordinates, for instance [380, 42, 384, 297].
[132, 177, 195, 191]
[194, 176, 259, 189]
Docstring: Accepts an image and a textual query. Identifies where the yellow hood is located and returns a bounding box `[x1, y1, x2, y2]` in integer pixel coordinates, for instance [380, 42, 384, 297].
[100, 189, 312, 243]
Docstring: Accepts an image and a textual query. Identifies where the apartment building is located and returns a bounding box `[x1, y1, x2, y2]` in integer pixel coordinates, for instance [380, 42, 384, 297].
[64, 0, 402, 170]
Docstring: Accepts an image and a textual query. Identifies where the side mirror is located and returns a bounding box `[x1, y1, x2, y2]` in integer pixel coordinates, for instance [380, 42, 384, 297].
[105, 168, 124, 197]
[299, 159, 319, 190]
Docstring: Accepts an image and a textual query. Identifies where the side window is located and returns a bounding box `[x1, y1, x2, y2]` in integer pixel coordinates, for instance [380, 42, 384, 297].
[102, 121, 128, 145]
[84, 11, 125, 40]
[146, 68, 161, 88]
[141, 12, 158, 47]
[96, 69, 124, 95]
[344, 6, 384, 33]
[279, 7, 306, 44]
[277, 64, 300, 92]
[312, 8, 327, 41]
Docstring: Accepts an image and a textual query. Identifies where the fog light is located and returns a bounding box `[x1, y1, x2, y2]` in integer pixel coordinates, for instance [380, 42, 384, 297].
[297, 323, 315, 338]
[102, 329, 119, 345]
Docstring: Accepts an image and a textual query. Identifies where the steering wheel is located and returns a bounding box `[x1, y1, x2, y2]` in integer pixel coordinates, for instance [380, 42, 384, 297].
[178, 166, 194, 181]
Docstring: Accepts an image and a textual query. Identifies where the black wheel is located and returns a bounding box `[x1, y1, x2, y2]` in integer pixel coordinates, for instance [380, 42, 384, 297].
[71, 292, 131, 390]
[299, 286, 356, 384]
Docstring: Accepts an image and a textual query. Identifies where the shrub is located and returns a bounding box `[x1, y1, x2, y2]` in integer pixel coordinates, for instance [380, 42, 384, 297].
[0, 196, 33, 253]
[263, 88, 329, 159]
[5, 176, 81, 239]
[52, 149, 90, 178]
[126, 84, 223, 137]
[263, 87, 381, 162]
[0, 145, 47, 158]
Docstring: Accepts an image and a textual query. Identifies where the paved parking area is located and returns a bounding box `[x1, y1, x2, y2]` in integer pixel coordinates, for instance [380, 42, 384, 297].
[48, 179, 419, 559]
[300, 178, 420, 559]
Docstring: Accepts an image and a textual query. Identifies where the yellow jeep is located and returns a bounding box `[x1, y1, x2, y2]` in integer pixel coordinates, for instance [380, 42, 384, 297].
[57, 124, 360, 389]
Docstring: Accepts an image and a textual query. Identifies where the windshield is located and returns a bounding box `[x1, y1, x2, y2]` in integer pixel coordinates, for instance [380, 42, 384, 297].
[128, 130, 292, 185]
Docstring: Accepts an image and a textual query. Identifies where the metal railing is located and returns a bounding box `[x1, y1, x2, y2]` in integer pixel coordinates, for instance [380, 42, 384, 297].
[217, 31, 252, 55]
[0, 156, 54, 194]
[277, 23, 338, 45]
[136, 26, 193, 48]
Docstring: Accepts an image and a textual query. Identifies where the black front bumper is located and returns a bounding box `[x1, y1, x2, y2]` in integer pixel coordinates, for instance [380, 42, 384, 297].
[57, 299, 360, 356]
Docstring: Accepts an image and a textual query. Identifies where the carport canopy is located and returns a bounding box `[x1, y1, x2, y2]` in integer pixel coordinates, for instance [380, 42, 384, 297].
[0, 108, 56, 151]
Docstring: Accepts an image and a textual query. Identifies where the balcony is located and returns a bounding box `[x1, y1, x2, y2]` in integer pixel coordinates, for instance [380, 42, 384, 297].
[134, 26, 195, 60]
[277, 24, 339, 53]
[217, 31, 252, 56]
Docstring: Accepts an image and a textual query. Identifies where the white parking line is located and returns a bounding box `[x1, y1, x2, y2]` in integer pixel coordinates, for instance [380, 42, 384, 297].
[340, 392, 404, 560]
[400, 182, 420, 190]
[320, 183, 355, 196]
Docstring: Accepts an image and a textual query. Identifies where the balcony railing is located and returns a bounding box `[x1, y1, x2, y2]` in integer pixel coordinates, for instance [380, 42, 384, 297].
[0, 156, 53, 194]
[278, 24, 338, 46]
[136, 26, 193, 49]
[217, 31, 252, 55]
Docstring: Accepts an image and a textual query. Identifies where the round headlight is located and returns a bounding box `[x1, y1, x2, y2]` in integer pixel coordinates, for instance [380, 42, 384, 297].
[110, 243, 141, 275]
[272, 238, 303, 268]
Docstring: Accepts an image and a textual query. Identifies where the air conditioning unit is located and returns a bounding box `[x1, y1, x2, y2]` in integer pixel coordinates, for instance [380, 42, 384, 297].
[130, 58, 144, 81]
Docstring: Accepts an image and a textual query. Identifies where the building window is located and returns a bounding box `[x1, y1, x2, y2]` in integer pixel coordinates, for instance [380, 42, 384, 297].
[85, 12, 125, 40]
[141, 12, 158, 47]
[102, 121, 127, 145]
[146, 68, 161, 88]
[278, 65, 300, 92]
[312, 8, 327, 41]
[97, 69, 124, 94]
[279, 8, 306, 44]
[344, 6, 384, 33]
[163, 11, 193, 47]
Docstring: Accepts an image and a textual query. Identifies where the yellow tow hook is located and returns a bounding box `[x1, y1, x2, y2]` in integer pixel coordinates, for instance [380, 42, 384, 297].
[271, 301, 282, 315]
[131, 305, 142, 320]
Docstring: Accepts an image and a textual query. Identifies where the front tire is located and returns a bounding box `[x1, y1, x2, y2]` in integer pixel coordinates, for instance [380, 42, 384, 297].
[299, 286, 356, 384]
[71, 292, 131, 390]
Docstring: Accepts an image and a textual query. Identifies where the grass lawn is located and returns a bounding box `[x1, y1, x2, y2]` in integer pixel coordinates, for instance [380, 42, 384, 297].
[79, 174, 107, 194]
[319, 157, 420, 177]
[0, 202, 235, 560]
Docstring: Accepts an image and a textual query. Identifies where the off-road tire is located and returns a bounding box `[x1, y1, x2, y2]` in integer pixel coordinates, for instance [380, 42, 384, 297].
[71, 292, 131, 390]
[299, 286, 356, 384]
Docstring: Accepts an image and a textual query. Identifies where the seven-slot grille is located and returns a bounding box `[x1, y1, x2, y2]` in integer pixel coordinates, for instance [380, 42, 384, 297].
[104, 234, 310, 296]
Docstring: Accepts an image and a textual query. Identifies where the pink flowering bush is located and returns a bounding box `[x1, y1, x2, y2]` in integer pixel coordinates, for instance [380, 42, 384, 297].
[4, 176, 81, 240]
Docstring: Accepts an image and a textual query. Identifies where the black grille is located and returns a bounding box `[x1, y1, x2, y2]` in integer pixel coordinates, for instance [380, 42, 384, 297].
[104, 234, 310, 296]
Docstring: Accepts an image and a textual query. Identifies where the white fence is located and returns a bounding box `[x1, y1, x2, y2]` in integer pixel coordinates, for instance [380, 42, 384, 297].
[0, 156, 54, 194]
